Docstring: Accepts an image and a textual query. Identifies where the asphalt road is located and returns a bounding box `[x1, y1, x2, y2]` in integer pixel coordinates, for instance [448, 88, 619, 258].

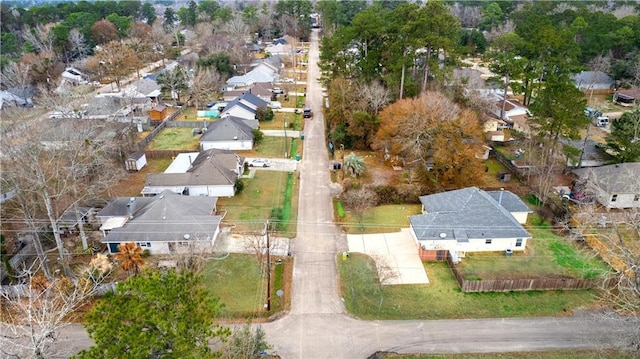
[47, 29, 637, 359]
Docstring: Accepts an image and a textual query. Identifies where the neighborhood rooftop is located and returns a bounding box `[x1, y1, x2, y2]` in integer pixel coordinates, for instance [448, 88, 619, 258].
[409, 187, 531, 242]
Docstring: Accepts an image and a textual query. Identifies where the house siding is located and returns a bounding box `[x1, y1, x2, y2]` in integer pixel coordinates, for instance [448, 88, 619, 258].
[600, 192, 640, 209]
[201, 140, 252, 151]
[188, 185, 235, 197]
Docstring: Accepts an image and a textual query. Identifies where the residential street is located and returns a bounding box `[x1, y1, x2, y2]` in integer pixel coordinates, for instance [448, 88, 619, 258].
[50, 29, 637, 359]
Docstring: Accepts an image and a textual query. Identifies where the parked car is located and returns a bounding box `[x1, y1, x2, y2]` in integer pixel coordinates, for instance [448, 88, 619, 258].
[248, 158, 271, 167]
[595, 116, 609, 127]
[271, 88, 285, 94]
[303, 108, 312, 118]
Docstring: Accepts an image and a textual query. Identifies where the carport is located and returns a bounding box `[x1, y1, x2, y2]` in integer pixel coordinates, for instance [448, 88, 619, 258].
[347, 228, 429, 285]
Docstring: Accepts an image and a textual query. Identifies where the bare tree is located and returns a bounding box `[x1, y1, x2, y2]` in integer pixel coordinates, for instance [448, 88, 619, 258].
[94, 41, 142, 91]
[357, 80, 390, 117]
[369, 254, 400, 285]
[1, 61, 33, 104]
[0, 258, 112, 359]
[149, 21, 171, 66]
[189, 67, 223, 110]
[341, 186, 377, 231]
[67, 29, 90, 61]
[1, 115, 127, 276]
[22, 24, 55, 53]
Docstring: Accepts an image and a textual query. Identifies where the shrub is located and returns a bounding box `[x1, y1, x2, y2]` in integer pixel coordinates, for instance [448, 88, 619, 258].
[373, 185, 399, 205]
[141, 249, 151, 258]
[234, 178, 245, 194]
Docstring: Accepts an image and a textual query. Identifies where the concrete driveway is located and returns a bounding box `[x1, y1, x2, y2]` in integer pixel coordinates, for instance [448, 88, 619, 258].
[347, 228, 429, 285]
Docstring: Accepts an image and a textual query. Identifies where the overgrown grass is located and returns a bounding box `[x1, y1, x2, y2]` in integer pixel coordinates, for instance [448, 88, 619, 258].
[383, 350, 635, 359]
[218, 171, 298, 237]
[339, 204, 422, 234]
[146, 128, 200, 150]
[338, 254, 599, 320]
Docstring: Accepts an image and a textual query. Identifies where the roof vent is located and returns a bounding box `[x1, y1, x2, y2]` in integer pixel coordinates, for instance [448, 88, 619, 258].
[233, 136, 238, 140]
[439, 233, 447, 239]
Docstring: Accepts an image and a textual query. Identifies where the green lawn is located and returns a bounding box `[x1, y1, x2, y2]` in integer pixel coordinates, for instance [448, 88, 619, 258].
[146, 128, 201, 150]
[339, 254, 599, 320]
[237, 136, 302, 159]
[260, 112, 301, 131]
[338, 204, 422, 234]
[217, 171, 299, 236]
[455, 231, 611, 280]
[384, 350, 634, 359]
[201, 254, 289, 318]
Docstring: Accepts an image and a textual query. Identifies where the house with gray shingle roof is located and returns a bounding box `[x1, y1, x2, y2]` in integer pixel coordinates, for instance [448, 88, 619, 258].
[408, 187, 532, 257]
[141, 149, 243, 197]
[220, 92, 269, 121]
[200, 117, 254, 151]
[573, 162, 640, 209]
[97, 190, 221, 255]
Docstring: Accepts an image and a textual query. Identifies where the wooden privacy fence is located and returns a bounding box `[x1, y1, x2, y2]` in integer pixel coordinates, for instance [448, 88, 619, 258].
[446, 254, 612, 292]
[136, 107, 184, 151]
[144, 150, 187, 159]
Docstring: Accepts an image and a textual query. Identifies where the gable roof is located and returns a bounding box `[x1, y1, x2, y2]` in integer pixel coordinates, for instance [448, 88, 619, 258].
[133, 78, 161, 97]
[573, 162, 640, 193]
[201, 117, 254, 142]
[221, 92, 268, 117]
[144, 149, 239, 187]
[101, 191, 220, 243]
[409, 187, 530, 241]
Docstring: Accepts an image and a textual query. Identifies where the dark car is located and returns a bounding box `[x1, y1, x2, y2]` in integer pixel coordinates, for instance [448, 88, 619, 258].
[303, 108, 312, 118]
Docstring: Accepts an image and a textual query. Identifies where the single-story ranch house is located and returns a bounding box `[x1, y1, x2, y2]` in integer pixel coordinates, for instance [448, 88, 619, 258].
[97, 190, 221, 254]
[409, 187, 532, 261]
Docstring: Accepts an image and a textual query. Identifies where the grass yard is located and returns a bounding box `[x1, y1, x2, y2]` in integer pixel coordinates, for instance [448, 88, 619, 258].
[339, 254, 599, 320]
[260, 112, 302, 131]
[201, 254, 291, 318]
[384, 350, 635, 359]
[338, 204, 422, 234]
[146, 128, 201, 150]
[237, 136, 302, 159]
[217, 171, 299, 236]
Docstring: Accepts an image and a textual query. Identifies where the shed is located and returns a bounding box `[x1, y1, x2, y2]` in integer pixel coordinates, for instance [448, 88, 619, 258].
[149, 104, 167, 121]
[125, 151, 147, 171]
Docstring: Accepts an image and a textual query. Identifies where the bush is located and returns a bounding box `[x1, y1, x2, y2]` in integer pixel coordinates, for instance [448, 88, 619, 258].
[141, 249, 151, 258]
[234, 178, 245, 194]
[373, 185, 399, 205]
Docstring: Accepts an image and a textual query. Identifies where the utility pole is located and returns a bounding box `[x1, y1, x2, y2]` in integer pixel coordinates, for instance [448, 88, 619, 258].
[264, 220, 271, 311]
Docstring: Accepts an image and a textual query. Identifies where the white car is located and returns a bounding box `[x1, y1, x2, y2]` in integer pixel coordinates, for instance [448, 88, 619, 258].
[248, 158, 271, 167]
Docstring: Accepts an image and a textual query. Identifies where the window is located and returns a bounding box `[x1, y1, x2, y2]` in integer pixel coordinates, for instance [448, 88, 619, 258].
[485, 239, 492, 245]
[515, 238, 523, 247]
[634, 194, 640, 202]
[138, 242, 151, 247]
[611, 194, 618, 202]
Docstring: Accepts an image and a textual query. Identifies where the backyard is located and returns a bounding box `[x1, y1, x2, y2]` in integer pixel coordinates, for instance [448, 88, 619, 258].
[217, 170, 299, 237]
[455, 216, 612, 281]
[146, 127, 201, 151]
[338, 204, 422, 234]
